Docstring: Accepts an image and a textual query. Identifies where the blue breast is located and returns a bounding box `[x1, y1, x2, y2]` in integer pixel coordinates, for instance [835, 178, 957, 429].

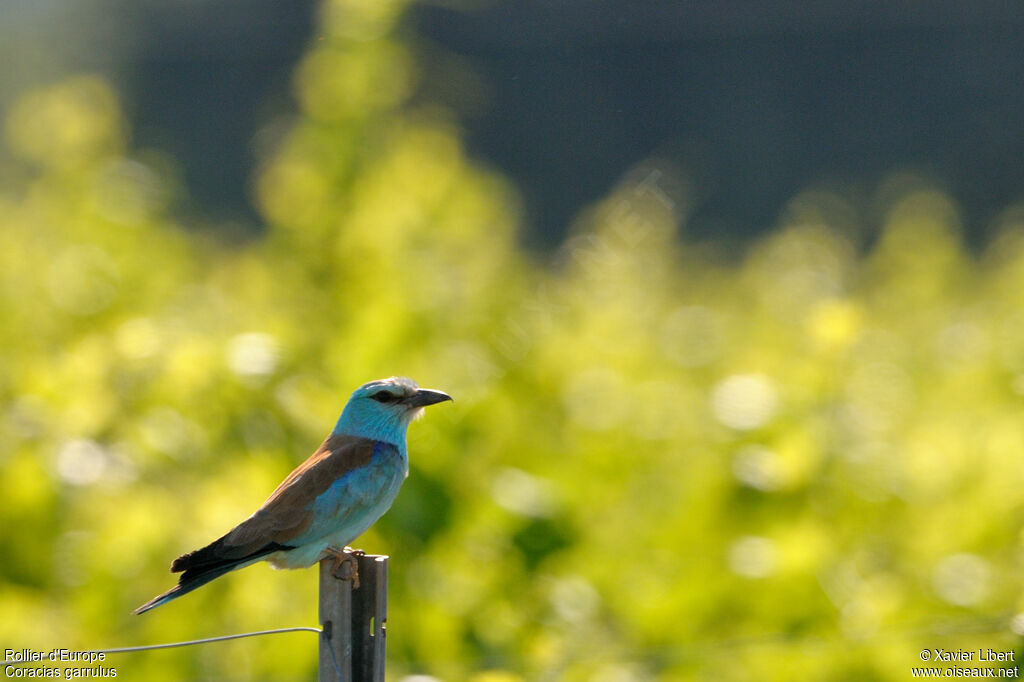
[300, 440, 408, 545]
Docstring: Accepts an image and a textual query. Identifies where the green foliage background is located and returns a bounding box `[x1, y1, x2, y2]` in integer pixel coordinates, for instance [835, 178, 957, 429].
[2, 1, 1023, 680]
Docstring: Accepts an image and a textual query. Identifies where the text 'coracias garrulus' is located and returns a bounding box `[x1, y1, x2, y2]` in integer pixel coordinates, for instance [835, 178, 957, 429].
[134, 377, 451, 614]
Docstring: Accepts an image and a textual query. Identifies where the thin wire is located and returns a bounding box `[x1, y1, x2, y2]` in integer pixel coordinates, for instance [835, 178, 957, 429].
[2, 627, 323, 667]
[5, 613, 1008, 672]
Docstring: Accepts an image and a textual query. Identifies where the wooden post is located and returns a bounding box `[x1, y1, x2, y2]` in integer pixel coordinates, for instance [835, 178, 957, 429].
[318, 552, 388, 682]
[319, 556, 352, 682]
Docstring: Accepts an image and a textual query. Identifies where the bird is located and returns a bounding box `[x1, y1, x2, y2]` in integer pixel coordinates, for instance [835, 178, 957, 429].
[134, 376, 451, 614]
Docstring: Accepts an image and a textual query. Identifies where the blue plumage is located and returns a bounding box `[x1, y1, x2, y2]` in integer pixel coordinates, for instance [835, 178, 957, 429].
[134, 377, 451, 614]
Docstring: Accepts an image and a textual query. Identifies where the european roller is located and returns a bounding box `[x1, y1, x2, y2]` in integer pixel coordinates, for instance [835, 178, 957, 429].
[134, 376, 451, 614]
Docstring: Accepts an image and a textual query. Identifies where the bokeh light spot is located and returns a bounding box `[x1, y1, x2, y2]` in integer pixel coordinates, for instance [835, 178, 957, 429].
[728, 535, 778, 578]
[45, 245, 118, 315]
[711, 374, 779, 430]
[115, 318, 160, 359]
[549, 575, 599, 623]
[227, 332, 280, 378]
[932, 553, 992, 607]
[661, 305, 724, 368]
[56, 439, 109, 486]
[732, 445, 784, 491]
[563, 367, 630, 430]
[491, 467, 556, 519]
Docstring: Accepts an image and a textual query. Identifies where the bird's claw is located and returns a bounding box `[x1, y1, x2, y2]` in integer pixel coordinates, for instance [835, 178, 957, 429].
[324, 546, 363, 589]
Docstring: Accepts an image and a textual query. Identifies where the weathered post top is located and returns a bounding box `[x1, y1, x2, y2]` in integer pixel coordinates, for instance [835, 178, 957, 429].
[319, 552, 388, 682]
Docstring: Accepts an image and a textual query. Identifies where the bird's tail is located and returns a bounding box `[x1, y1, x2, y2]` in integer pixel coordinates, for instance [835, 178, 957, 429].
[133, 537, 291, 615]
[132, 562, 242, 614]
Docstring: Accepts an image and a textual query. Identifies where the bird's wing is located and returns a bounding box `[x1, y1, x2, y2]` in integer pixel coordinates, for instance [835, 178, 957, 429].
[170, 433, 379, 573]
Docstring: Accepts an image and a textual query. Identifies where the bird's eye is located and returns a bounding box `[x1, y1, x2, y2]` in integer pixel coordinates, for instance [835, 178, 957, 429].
[371, 391, 395, 403]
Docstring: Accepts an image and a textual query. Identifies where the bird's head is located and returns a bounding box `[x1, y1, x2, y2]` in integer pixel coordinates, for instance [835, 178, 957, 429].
[334, 376, 452, 443]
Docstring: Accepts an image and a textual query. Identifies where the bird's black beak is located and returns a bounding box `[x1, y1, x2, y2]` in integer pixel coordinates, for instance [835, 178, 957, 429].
[404, 388, 453, 408]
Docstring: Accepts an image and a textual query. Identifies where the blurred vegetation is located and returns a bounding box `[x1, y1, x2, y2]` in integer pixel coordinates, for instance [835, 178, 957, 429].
[2, 1, 1024, 680]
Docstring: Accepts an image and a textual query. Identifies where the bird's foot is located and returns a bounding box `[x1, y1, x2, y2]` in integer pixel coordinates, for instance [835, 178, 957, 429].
[324, 546, 364, 589]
